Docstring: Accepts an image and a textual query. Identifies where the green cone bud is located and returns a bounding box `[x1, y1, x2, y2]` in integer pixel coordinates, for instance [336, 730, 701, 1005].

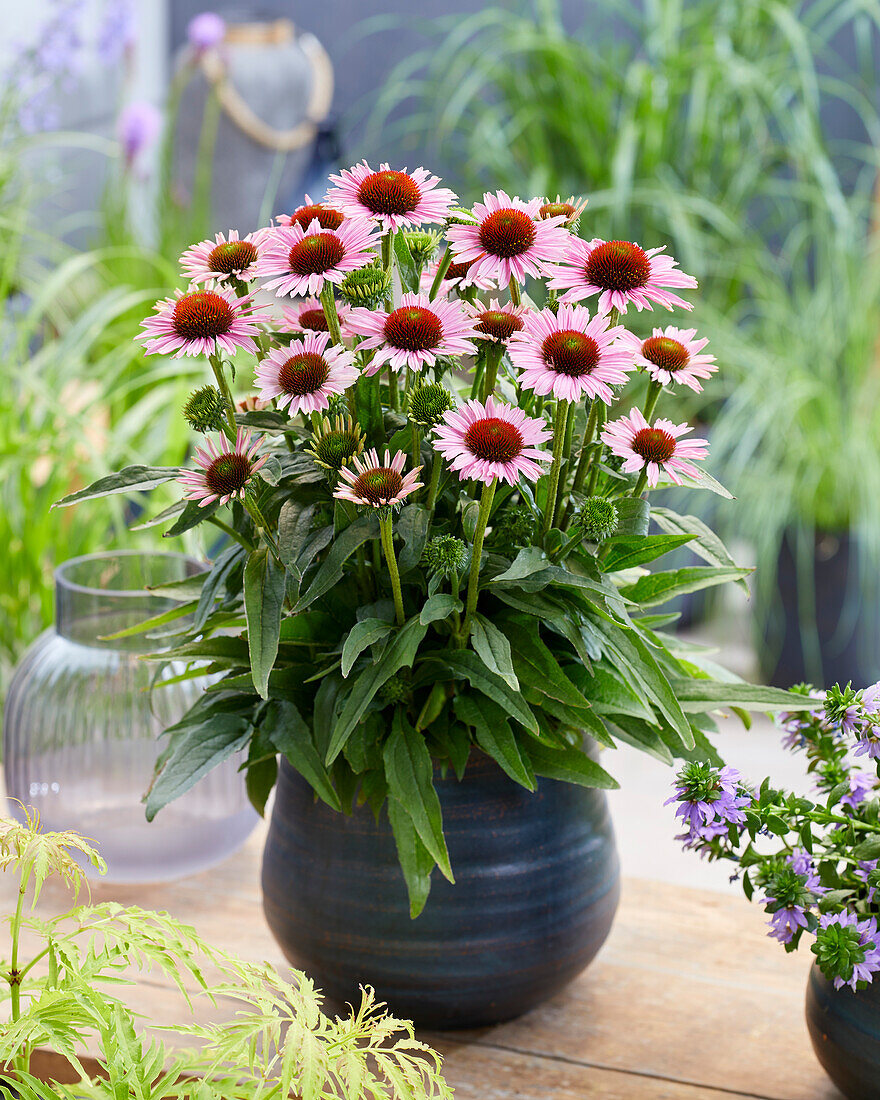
[406, 381, 455, 429]
[183, 385, 229, 433]
[575, 497, 619, 541]
[338, 264, 393, 308]
[403, 230, 440, 267]
[422, 535, 468, 577]
[493, 506, 535, 548]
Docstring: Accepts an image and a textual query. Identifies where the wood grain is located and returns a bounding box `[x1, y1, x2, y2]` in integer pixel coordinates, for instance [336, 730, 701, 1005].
[1, 821, 843, 1099]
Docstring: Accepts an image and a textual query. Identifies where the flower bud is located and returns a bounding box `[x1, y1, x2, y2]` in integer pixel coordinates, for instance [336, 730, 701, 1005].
[338, 264, 393, 309]
[422, 535, 468, 577]
[574, 497, 619, 541]
[403, 230, 441, 267]
[306, 415, 365, 472]
[183, 385, 229, 433]
[406, 381, 455, 430]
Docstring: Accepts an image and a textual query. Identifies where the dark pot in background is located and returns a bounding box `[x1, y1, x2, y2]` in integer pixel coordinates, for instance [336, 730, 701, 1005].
[806, 964, 880, 1098]
[261, 752, 620, 1029]
[759, 529, 880, 689]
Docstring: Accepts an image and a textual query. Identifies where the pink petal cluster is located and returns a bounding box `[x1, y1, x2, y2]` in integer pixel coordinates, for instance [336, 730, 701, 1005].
[138, 286, 271, 359]
[326, 161, 457, 233]
[179, 229, 266, 286]
[548, 238, 698, 314]
[618, 326, 717, 391]
[334, 448, 423, 509]
[347, 291, 479, 375]
[602, 408, 709, 487]
[281, 296, 350, 336]
[179, 429, 267, 507]
[465, 298, 528, 344]
[254, 330, 359, 416]
[433, 396, 552, 486]
[509, 303, 634, 403]
[255, 218, 376, 298]
[447, 191, 570, 288]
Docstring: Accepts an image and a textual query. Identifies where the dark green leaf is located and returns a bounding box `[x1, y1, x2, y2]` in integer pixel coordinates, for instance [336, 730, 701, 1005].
[397, 503, 430, 574]
[244, 548, 286, 699]
[54, 465, 181, 507]
[619, 566, 752, 608]
[341, 618, 393, 676]
[327, 617, 428, 763]
[294, 514, 379, 611]
[383, 710, 453, 880]
[264, 699, 342, 811]
[433, 649, 539, 733]
[668, 679, 824, 713]
[420, 593, 462, 625]
[454, 693, 535, 790]
[601, 533, 695, 573]
[278, 501, 316, 570]
[651, 507, 748, 593]
[165, 498, 221, 537]
[387, 797, 434, 918]
[525, 741, 618, 789]
[614, 496, 650, 536]
[146, 714, 251, 820]
[506, 621, 589, 708]
[393, 231, 421, 293]
[469, 613, 518, 690]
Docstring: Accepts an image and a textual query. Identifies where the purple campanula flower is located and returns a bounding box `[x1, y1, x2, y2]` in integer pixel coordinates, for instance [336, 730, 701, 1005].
[766, 905, 809, 944]
[117, 101, 162, 169]
[97, 0, 136, 65]
[666, 763, 751, 849]
[187, 12, 226, 53]
[841, 771, 877, 812]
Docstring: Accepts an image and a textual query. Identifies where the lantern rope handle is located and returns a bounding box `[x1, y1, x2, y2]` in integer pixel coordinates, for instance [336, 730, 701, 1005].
[198, 20, 334, 153]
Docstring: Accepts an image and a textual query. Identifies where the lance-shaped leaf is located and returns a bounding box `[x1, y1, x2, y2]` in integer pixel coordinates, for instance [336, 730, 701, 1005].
[525, 741, 618, 789]
[386, 797, 435, 918]
[601, 533, 695, 573]
[244, 548, 286, 699]
[327, 617, 428, 763]
[668, 679, 823, 713]
[54, 466, 182, 507]
[341, 618, 393, 676]
[432, 649, 539, 733]
[294, 513, 379, 611]
[469, 613, 518, 690]
[619, 565, 752, 608]
[454, 693, 535, 790]
[651, 506, 749, 593]
[263, 699, 341, 811]
[383, 710, 453, 882]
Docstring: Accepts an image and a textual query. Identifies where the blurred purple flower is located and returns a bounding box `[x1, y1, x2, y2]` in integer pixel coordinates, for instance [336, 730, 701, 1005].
[187, 12, 226, 53]
[97, 0, 137, 65]
[855, 860, 879, 903]
[118, 101, 162, 168]
[841, 771, 877, 812]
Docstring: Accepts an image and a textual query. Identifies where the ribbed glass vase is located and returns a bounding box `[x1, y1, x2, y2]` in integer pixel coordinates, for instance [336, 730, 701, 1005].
[3, 551, 257, 882]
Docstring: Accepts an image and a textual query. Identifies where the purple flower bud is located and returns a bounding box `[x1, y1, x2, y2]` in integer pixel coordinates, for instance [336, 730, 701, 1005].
[187, 12, 226, 52]
[117, 101, 162, 168]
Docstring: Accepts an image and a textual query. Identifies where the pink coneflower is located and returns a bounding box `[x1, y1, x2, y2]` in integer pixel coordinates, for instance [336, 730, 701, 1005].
[465, 298, 527, 345]
[179, 429, 267, 507]
[281, 296, 350, 335]
[346, 291, 479, 375]
[254, 331, 358, 416]
[548, 238, 698, 314]
[433, 396, 552, 486]
[255, 218, 376, 298]
[278, 194, 346, 232]
[138, 286, 270, 359]
[334, 448, 423, 509]
[446, 191, 569, 288]
[602, 408, 709, 488]
[327, 162, 457, 233]
[419, 255, 495, 296]
[509, 303, 633, 403]
[179, 229, 265, 286]
[619, 326, 717, 391]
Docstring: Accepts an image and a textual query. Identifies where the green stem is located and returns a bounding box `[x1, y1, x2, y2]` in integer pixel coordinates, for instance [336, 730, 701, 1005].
[542, 399, 569, 536]
[642, 378, 663, 423]
[461, 478, 497, 640]
[481, 343, 504, 402]
[585, 402, 607, 497]
[207, 515, 255, 551]
[426, 455, 443, 512]
[571, 399, 599, 496]
[379, 512, 405, 627]
[9, 866, 31, 1071]
[631, 468, 649, 499]
[411, 423, 421, 471]
[209, 353, 238, 440]
[429, 246, 453, 300]
[388, 365, 399, 410]
[319, 283, 344, 346]
[508, 278, 522, 307]
[554, 399, 575, 518]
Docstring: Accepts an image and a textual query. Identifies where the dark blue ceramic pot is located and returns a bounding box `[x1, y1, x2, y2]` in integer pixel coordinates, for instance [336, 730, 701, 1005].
[806, 964, 880, 1097]
[261, 751, 620, 1028]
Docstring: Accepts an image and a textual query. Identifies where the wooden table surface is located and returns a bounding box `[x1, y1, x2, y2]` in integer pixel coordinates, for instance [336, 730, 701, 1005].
[11, 822, 841, 1100]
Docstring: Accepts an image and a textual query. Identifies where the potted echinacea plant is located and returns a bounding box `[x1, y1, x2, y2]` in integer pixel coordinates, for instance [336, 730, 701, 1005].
[57, 161, 813, 1029]
[671, 683, 880, 1099]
